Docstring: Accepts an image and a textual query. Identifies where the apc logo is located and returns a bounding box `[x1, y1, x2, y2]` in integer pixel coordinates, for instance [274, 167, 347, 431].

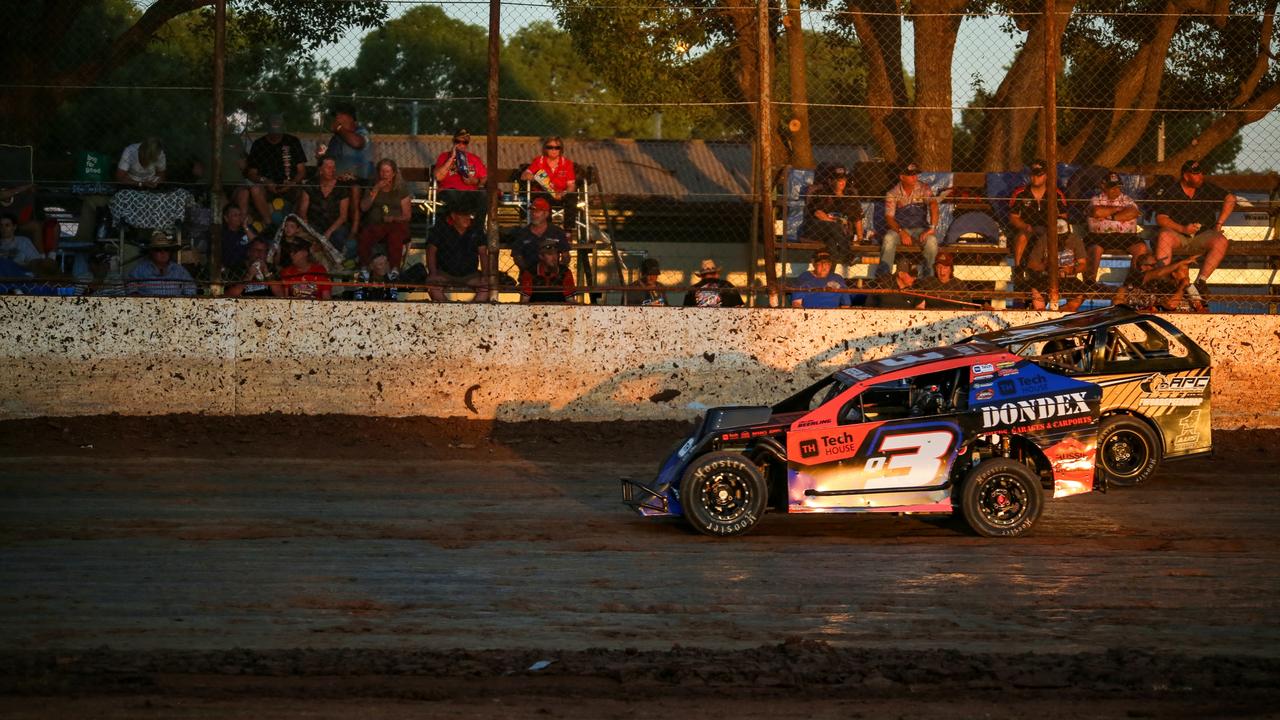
[799, 439, 819, 458]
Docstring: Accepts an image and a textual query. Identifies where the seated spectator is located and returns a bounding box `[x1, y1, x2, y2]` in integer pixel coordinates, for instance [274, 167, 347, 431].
[278, 238, 331, 300]
[914, 252, 976, 309]
[126, 231, 196, 296]
[872, 257, 919, 309]
[276, 213, 342, 272]
[0, 213, 45, 270]
[1023, 219, 1090, 312]
[225, 238, 282, 298]
[83, 251, 125, 296]
[426, 204, 490, 303]
[510, 196, 569, 275]
[297, 155, 351, 261]
[355, 251, 399, 301]
[790, 249, 851, 309]
[358, 158, 411, 270]
[1112, 254, 1203, 313]
[1151, 159, 1234, 299]
[520, 136, 578, 233]
[623, 258, 669, 306]
[324, 103, 373, 237]
[683, 258, 744, 307]
[433, 128, 487, 221]
[799, 163, 863, 265]
[1008, 159, 1068, 268]
[116, 137, 167, 190]
[1085, 171, 1148, 283]
[245, 114, 307, 225]
[882, 161, 939, 278]
[519, 239, 576, 303]
[219, 203, 257, 273]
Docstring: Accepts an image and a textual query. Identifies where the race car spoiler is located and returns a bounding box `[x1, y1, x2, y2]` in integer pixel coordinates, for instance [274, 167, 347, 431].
[620, 478, 673, 517]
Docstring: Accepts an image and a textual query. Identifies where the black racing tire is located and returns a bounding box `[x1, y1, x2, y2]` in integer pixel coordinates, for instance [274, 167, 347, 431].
[1098, 415, 1162, 488]
[959, 458, 1044, 538]
[679, 451, 767, 537]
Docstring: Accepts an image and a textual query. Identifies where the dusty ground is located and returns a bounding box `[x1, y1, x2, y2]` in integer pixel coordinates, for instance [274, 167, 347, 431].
[1, 415, 1278, 718]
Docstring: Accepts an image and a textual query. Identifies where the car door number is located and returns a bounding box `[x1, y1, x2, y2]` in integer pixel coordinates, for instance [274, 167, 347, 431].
[862, 430, 955, 489]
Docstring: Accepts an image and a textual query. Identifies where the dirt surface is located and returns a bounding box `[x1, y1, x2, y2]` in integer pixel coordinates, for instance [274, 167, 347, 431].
[2, 415, 1278, 718]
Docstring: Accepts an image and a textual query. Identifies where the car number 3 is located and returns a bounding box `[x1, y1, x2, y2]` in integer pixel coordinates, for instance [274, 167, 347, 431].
[863, 430, 955, 489]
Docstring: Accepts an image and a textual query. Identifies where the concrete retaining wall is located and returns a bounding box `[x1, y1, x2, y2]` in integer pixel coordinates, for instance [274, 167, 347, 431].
[1, 297, 1276, 427]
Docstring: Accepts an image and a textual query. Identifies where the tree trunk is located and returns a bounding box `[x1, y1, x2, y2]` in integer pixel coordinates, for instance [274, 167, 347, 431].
[784, 0, 814, 168]
[908, 0, 965, 170]
[843, 0, 911, 162]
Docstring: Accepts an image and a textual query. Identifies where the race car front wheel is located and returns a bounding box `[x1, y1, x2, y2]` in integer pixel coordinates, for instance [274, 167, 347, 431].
[680, 452, 767, 537]
[960, 459, 1044, 538]
[1098, 416, 1161, 488]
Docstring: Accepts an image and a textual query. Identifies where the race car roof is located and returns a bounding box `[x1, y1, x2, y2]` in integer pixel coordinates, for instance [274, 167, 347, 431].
[969, 306, 1147, 345]
[840, 340, 1007, 381]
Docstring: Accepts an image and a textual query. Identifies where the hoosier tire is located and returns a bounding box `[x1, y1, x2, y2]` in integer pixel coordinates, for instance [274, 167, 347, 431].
[960, 458, 1044, 538]
[679, 451, 767, 537]
[1098, 416, 1161, 488]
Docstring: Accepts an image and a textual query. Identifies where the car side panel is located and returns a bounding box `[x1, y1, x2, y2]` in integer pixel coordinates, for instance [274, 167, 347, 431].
[1088, 368, 1213, 457]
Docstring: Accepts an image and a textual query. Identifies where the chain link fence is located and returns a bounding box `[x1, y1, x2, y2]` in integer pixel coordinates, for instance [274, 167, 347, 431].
[1, 1, 1276, 312]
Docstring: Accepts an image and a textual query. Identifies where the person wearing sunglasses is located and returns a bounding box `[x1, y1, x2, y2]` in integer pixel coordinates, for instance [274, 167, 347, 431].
[433, 127, 488, 221]
[1150, 159, 1234, 301]
[1008, 159, 1068, 269]
[520, 136, 578, 233]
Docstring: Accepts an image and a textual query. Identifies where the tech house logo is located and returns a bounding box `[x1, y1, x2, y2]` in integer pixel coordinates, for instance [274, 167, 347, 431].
[981, 391, 1091, 429]
[799, 439, 819, 458]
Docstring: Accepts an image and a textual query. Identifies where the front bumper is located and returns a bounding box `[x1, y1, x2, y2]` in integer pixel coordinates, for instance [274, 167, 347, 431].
[621, 478, 675, 517]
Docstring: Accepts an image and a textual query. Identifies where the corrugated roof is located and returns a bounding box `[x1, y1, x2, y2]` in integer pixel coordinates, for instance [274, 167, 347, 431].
[296, 133, 868, 201]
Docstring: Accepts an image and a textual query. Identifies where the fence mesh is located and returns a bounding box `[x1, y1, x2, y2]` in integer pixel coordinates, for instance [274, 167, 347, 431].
[1, 0, 1276, 312]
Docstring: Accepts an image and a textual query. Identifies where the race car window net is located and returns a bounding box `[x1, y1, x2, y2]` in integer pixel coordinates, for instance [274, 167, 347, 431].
[1109, 321, 1188, 360]
[1024, 333, 1093, 374]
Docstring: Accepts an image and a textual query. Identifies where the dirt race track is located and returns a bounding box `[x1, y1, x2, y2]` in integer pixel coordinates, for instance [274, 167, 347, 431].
[1, 415, 1279, 719]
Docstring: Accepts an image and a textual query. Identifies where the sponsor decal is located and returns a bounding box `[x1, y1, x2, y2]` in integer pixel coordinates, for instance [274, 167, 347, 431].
[1140, 373, 1210, 395]
[972, 363, 995, 376]
[677, 437, 696, 457]
[1138, 397, 1203, 407]
[998, 368, 1019, 377]
[997, 379, 1016, 396]
[1173, 409, 1202, 449]
[799, 438, 819, 458]
[1016, 375, 1047, 390]
[719, 427, 782, 441]
[980, 391, 1091, 429]
[975, 389, 994, 401]
[814, 430, 861, 457]
[877, 351, 946, 369]
[795, 418, 827, 429]
[846, 367, 873, 381]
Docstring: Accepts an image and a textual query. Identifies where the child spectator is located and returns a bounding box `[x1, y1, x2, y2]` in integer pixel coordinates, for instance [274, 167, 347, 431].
[278, 238, 331, 300]
[623, 258, 669, 307]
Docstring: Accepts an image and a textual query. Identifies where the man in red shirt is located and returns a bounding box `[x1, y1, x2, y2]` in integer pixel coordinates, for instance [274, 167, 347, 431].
[433, 128, 487, 222]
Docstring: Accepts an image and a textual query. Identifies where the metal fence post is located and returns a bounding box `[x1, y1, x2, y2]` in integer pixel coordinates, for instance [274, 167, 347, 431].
[486, 0, 501, 302]
[759, 0, 779, 306]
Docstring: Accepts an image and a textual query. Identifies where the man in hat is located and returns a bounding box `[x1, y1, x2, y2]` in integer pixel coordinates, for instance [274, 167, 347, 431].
[519, 239, 576, 304]
[1008, 159, 1068, 269]
[324, 102, 373, 236]
[1023, 218, 1090, 312]
[510, 196, 569, 275]
[245, 113, 308, 225]
[790, 248, 852, 309]
[914, 252, 975, 310]
[683, 258, 744, 307]
[800, 163, 863, 264]
[882, 160, 939, 279]
[433, 127, 488, 222]
[426, 203, 490, 302]
[872, 257, 919, 309]
[126, 231, 195, 296]
[1085, 171, 1149, 283]
[1151, 159, 1234, 299]
[623, 257, 669, 306]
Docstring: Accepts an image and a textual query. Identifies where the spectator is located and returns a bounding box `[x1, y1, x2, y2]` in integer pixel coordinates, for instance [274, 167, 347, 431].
[1112, 254, 1202, 313]
[914, 252, 976, 309]
[84, 251, 125, 296]
[1151, 159, 1234, 299]
[683, 258, 744, 307]
[245, 114, 307, 225]
[519, 239, 576, 304]
[800, 163, 864, 265]
[872, 257, 919, 309]
[1008, 159, 1068, 268]
[324, 102, 373, 237]
[356, 251, 399, 301]
[116, 137, 167, 190]
[1023, 219, 1090, 312]
[790, 249, 852, 309]
[426, 204, 490, 303]
[358, 158, 411, 270]
[510, 196, 569, 275]
[623, 258, 669, 307]
[298, 155, 351, 260]
[219, 203, 257, 273]
[278, 238, 332, 300]
[225, 238, 281, 298]
[0, 213, 44, 269]
[882, 161, 939, 278]
[126, 231, 196, 296]
[275, 213, 342, 273]
[520, 136, 578, 233]
[1085, 171, 1149, 282]
[433, 127, 487, 220]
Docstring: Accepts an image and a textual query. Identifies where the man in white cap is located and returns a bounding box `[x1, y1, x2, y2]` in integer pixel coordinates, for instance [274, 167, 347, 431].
[682, 258, 743, 307]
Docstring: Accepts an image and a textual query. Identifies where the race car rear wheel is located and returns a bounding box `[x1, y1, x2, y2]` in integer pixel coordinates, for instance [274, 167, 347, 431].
[679, 451, 767, 537]
[1098, 416, 1161, 488]
[960, 459, 1044, 538]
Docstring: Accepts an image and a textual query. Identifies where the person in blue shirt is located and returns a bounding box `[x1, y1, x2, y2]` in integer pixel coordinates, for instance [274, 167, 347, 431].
[789, 249, 852, 309]
[126, 231, 196, 296]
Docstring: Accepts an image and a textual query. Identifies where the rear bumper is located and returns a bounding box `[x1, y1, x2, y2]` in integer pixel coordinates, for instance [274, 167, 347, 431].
[621, 478, 675, 517]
